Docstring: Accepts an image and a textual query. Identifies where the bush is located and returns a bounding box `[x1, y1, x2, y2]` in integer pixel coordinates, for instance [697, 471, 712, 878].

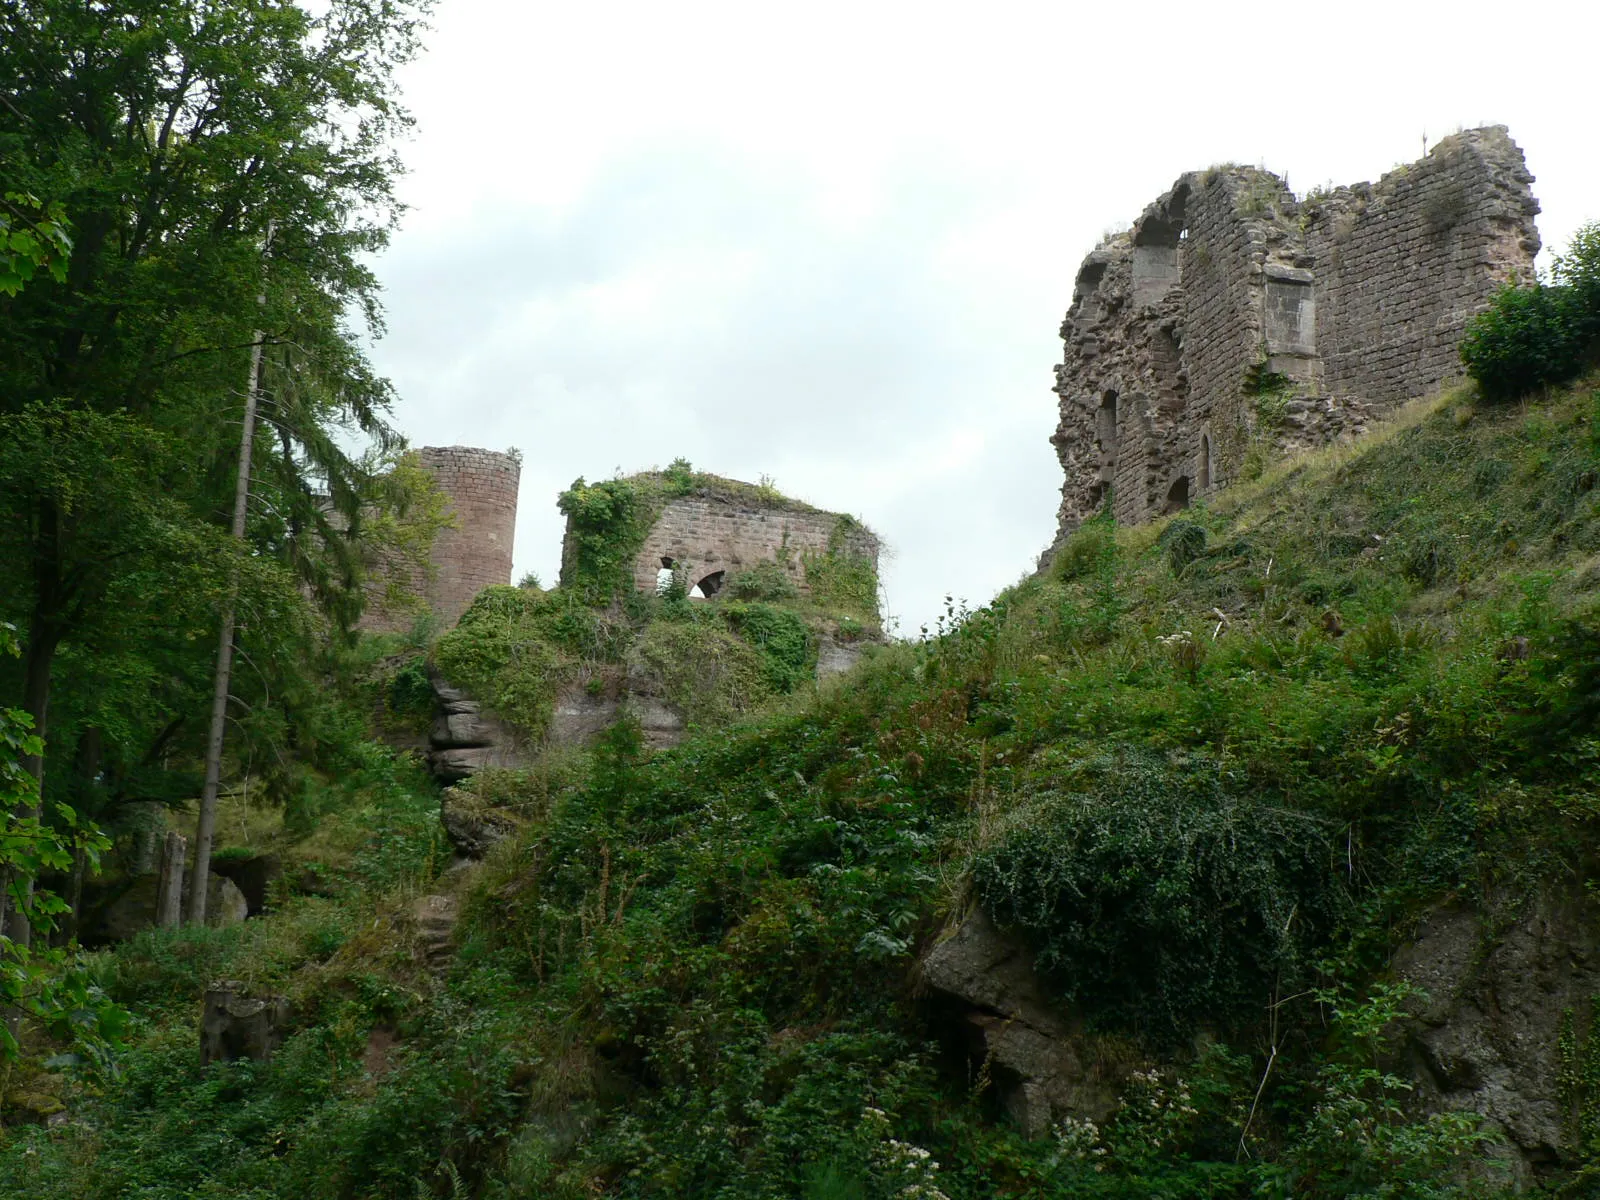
[1459, 283, 1589, 401]
[722, 601, 814, 692]
[1461, 222, 1600, 401]
[973, 749, 1345, 1044]
[630, 618, 768, 727]
[727, 560, 800, 602]
[1049, 510, 1116, 582]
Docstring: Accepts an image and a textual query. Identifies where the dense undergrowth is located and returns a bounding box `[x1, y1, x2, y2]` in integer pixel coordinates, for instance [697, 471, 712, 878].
[432, 462, 880, 743]
[5, 380, 1600, 1197]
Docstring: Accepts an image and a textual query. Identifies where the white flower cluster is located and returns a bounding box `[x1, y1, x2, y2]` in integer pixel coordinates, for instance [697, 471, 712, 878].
[1050, 1115, 1108, 1172]
[862, 1106, 952, 1200]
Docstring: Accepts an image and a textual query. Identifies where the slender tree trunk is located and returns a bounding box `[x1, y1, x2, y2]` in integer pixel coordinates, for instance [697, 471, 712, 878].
[189, 355, 263, 925]
[190, 224, 272, 924]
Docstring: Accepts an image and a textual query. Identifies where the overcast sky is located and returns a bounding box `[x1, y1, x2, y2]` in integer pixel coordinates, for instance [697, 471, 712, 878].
[367, 0, 1598, 636]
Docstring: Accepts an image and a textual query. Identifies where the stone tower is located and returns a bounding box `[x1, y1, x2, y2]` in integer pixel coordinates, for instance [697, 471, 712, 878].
[417, 446, 520, 627]
[358, 445, 521, 632]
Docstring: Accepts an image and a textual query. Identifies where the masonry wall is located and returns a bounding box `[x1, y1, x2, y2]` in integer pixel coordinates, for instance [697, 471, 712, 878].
[360, 446, 520, 633]
[1304, 126, 1540, 407]
[421, 447, 520, 627]
[1046, 126, 1539, 557]
[629, 492, 878, 598]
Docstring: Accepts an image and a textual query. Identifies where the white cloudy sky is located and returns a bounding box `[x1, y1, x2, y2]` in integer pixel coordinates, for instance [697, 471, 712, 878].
[367, 0, 1597, 636]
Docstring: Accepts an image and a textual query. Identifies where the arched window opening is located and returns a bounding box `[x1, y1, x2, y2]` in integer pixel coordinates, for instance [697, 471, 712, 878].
[1164, 475, 1191, 514]
[1198, 434, 1212, 490]
[696, 570, 726, 598]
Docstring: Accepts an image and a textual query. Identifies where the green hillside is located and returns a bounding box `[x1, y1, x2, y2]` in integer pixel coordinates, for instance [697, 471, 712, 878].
[6, 375, 1598, 1198]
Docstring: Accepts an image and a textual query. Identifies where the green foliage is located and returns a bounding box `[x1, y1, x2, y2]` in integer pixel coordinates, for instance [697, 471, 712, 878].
[557, 477, 655, 604]
[1244, 353, 1297, 426]
[434, 586, 631, 738]
[631, 616, 769, 727]
[0, 191, 71, 295]
[1279, 983, 1501, 1197]
[801, 517, 881, 626]
[973, 749, 1344, 1043]
[722, 601, 815, 693]
[1461, 222, 1600, 401]
[1049, 510, 1118, 584]
[728, 559, 801, 602]
[1159, 519, 1208, 573]
[0, 621, 123, 1068]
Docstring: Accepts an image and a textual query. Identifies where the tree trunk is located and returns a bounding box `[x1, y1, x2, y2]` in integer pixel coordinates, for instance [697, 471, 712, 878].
[190, 224, 271, 924]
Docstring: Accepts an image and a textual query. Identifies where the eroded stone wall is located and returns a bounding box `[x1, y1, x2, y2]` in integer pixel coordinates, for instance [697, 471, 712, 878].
[1047, 126, 1540, 555]
[631, 490, 878, 599]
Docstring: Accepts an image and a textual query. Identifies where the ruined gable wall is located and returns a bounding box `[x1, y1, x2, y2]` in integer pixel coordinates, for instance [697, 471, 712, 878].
[1305, 126, 1541, 407]
[632, 493, 878, 597]
[1046, 127, 1539, 557]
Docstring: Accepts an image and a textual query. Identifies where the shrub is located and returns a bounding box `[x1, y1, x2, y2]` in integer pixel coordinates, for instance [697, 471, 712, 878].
[1461, 221, 1600, 402]
[1049, 510, 1116, 583]
[727, 560, 800, 602]
[973, 749, 1344, 1044]
[722, 601, 814, 693]
[1459, 283, 1589, 401]
[630, 618, 768, 727]
[1159, 519, 1207, 573]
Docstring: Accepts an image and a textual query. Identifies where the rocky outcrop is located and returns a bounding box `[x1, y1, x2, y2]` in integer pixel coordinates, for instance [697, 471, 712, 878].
[922, 909, 1138, 1136]
[439, 784, 523, 858]
[427, 673, 532, 782]
[1395, 891, 1600, 1185]
[413, 893, 460, 972]
[201, 981, 291, 1065]
[210, 852, 282, 915]
[96, 873, 249, 941]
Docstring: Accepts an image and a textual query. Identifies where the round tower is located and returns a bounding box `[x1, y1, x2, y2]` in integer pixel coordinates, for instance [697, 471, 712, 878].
[419, 446, 520, 627]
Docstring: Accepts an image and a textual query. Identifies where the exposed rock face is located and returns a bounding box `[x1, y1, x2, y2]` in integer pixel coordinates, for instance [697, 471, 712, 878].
[427, 673, 532, 782]
[439, 785, 523, 858]
[97, 873, 249, 941]
[413, 893, 461, 971]
[201, 981, 291, 1065]
[1394, 892, 1600, 1184]
[922, 909, 1136, 1136]
[1047, 126, 1540, 558]
[210, 852, 282, 916]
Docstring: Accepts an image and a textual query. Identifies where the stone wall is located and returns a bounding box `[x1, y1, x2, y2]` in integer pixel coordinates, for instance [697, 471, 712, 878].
[625, 486, 879, 600]
[1046, 126, 1540, 554]
[361, 446, 521, 632]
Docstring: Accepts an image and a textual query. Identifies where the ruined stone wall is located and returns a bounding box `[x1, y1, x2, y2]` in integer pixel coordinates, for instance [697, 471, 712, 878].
[360, 446, 520, 632]
[630, 490, 878, 598]
[1046, 127, 1540, 555]
[1304, 126, 1541, 407]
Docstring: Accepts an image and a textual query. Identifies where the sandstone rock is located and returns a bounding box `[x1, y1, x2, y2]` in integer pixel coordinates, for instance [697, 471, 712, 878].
[439, 785, 522, 858]
[816, 635, 864, 679]
[210, 852, 283, 916]
[922, 908, 1135, 1136]
[1393, 891, 1600, 1185]
[97, 873, 249, 941]
[413, 893, 460, 970]
[201, 981, 291, 1065]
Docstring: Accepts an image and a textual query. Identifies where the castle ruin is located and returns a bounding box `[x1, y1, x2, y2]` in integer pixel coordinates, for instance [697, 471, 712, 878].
[616, 479, 880, 601]
[1046, 126, 1540, 552]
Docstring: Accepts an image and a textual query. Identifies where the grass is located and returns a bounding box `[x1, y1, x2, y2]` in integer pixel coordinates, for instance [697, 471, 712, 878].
[7, 376, 1600, 1197]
